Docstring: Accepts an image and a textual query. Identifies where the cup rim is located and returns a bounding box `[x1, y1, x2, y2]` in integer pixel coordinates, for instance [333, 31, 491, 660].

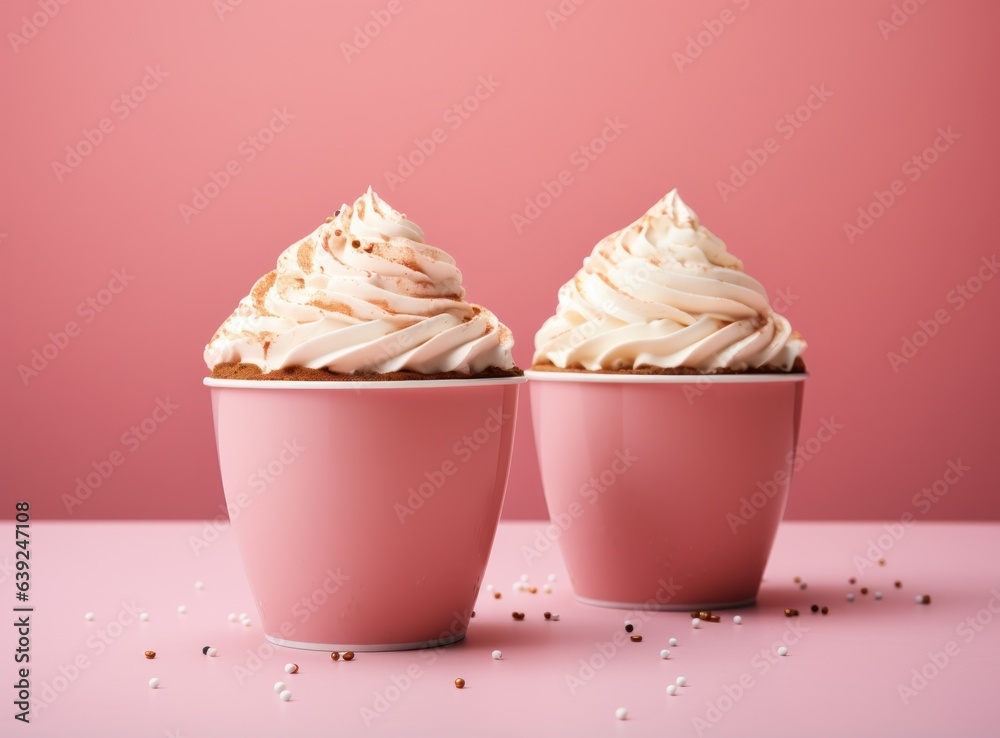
[524, 369, 807, 384]
[204, 375, 526, 390]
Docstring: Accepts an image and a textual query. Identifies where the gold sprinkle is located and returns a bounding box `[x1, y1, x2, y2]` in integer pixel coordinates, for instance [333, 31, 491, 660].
[528, 586, 537, 594]
[493, 592, 501, 599]
[144, 651, 155, 659]
[325, 216, 334, 223]
[343, 651, 355, 661]
[630, 634, 642, 642]
[784, 608, 799, 617]
[330, 652, 340, 661]
[454, 677, 465, 689]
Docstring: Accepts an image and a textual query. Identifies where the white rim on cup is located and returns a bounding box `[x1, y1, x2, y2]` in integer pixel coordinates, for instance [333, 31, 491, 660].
[524, 369, 807, 384]
[204, 376, 526, 390]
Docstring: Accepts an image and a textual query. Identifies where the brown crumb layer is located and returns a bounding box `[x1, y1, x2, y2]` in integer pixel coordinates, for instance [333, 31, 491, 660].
[530, 356, 806, 375]
[211, 362, 524, 382]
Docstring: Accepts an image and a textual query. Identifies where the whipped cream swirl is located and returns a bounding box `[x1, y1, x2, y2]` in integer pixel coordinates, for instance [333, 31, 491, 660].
[205, 188, 515, 374]
[532, 190, 805, 371]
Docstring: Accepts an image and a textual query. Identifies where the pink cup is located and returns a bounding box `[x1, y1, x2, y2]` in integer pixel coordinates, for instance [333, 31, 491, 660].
[205, 376, 524, 650]
[526, 370, 805, 610]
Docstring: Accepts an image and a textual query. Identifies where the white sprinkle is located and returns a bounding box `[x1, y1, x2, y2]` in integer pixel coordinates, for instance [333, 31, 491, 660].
[733, 615, 743, 625]
[485, 584, 494, 592]
[492, 650, 502, 660]
[148, 678, 160, 689]
[139, 613, 149, 621]
[543, 584, 553, 593]
[875, 591, 883, 600]
[274, 681, 286, 693]
[547, 573, 557, 582]
[520, 574, 530, 582]
[243, 619, 252, 627]
[676, 676, 687, 687]
[659, 649, 670, 659]
[284, 663, 298, 674]
[206, 647, 218, 657]
[615, 707, 628, 720]
[195, 581, 205, 590]
[915, 595, 922, 604]
[228, 613, 238, 622]
[177, 605, 187, 614]
[85, 612, 95, 621]
[778, 646, 789, 656]
[550, 614, 560, 621]
[847, 593, 856, 602]
[239, 612, 248, 620]
[279, 690, 292, 702]
[668, 637, 678, 647]
[513, 581, 526, 592]
[691, 618, 701, 629]
[666, 684, 678, 696]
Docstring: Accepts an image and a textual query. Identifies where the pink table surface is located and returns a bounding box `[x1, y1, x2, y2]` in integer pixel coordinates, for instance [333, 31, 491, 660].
[2, 521, 998, 737]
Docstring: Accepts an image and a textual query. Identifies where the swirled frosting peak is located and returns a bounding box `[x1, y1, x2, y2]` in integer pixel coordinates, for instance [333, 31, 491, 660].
[532, 189, 805, 371]
[205, 188, 515, 375]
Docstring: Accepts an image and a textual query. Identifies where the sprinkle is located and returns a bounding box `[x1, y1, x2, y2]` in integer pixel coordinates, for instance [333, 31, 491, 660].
[144, 651, 155, 659]
[335, 209, 341, 216]
[895, 581, 903, 588]
[331, 652, 340, 661]
[202, 646, 211, 655]
[544, 612, 552, 620]
[548, 573, 557, 582]
[550, 614, 560, 621]
[279, 690, 292, 702]
[343, 651, 355, 661]
[512, 612, 525, 621]
[85, 612, 95, 621]
[821, 606, 829, 615]
[811, 605, 819, 613]
[784, 608, 799, 617]
[177, 605, 187, 614]
[799, 583, 808, 590]
[195, 581, 204, 590]
[274, 682, 286, 693]
[543, 584, 553, 594]
[139, 613, 149, 621]
[668, 637, 678, 646]
[334, 229, 342, 236]
[676, 676, 687, 687]
[471, 611, 475, 618]
[875, 591, 883, 600]
[615, 707, 628, 720]
[778, 646, 789, 656]
[793, 576, 801, 584]
[325, 216, 334, 223]
[243, 619, 252, 627]
[239, 613, 248, 621]
[486, 584, 494, 592]
[208, 647, 218, 657]
[849, 578, 856, 585]
[691, 618, 701, 629]
[284, 663, 298, 674]
[666, 684, 678, 696]
[707, 614, 721, 623]
[520, 574, 529, 582]
[228, 613, 237, 622]
[352, 239, 361, 248]
[847, 593, 855, 601]
[861, 587, 869, 595]
[917, 595, 931, 605]
[659, 649, 671, 659]
[624, 620, 634, 633]
[494, 592, 502, 599]
[878, 558, 886, 566]
[148, 678, 160, 689]
[513, 582, 526, 592]
[529, 586, 538, 594]
[733, 616, 742, 625]
[630, 635, 642, 643]
[454, 678, 465, 689]
[492, 650, 502, 660]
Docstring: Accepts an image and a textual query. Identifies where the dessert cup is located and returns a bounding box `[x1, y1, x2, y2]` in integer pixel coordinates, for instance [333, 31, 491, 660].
[206, 374, 524, 650]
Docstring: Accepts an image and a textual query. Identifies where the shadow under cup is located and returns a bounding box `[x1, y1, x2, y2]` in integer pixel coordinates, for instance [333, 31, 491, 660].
[527, 370, 806, 610]
[205, 376, 524, 651]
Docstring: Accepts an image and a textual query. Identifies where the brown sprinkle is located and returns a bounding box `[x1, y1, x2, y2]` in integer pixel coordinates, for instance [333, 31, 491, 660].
[895, 581, 902, 588]
[529, 586, 538, 594]
[919, 595, 932, 605]
[707, 614, 721, 623]
[330, 651, 340, 661]
[325, 216, 334, 223]
[544, 612, 552, 620]
[784, 608, 799, 617]
[512, 612, 525, 621]
[810, 605, 819, 613]
[849, 578, 856, 584]
[471, 611, 476, 618]
[343, 651, 355, 661]
[630, 634, 643, 642]
[821, 606, 829, 615]
[334, 229, 342, 236]
[793, 576, 802, 584]
[335, 209, 341, 216]
[878, 558, 886, 566]
[352, 239, 361, 248]
[454, 678, 465, 689]
[494, 592, 502, 599]
[144, 651, 155, 659]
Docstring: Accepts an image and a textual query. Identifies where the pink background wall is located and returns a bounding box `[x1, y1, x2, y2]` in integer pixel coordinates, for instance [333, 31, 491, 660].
[2, 1, 997, 521]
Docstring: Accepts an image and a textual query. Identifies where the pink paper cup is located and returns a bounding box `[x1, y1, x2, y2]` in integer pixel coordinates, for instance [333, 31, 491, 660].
[205, 375, 524, 650]
[526, 370, 805, 610]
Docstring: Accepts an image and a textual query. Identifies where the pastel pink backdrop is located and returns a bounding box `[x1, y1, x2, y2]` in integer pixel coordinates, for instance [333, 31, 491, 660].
[2, 1, 998, 520]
